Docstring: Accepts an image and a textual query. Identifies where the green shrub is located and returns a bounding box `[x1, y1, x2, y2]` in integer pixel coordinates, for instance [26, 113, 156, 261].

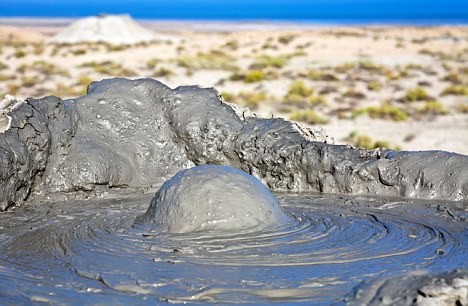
[50, 83, 81, 97]
[335, 30, 366, 37]
[384, 69, 401, 80]
[358, 60, 382, 72]
[14, 49, 26, 58]
[334, 62, 356, 73]
[72, 49, 86, 55]
[343, 88, 366, 99]
[412, 38, 428, 44]
[290, 50, 307, 57]
[455, 102, 468, 113]
[77, 75, 93, 87]
[224, 39, 239, 50]
[402, 86, 430, 102]
[153, 67, 173, 77]
[308, 70, 339, 81]
[21, 76, 36, 88]
[350, 133, 373, 149]
[146, 58, 160, 69]
[33, 44, 44, 55]
[244, 70, 265, 83]
[459, 66, 468, 75]
[105, 44, 126, 52]
[278, 34, 296, 45]
[309, 95, 328, 106]
[79, 61, 136, 76]
[29, 60, 69, 76]
[289, 109, 328, 125]
[288, 80, 314, 97]
[261, 42, 277, 50]
[283, 93, 307, 105]
[252, 55, 288, 69]
[221, 91, 268, 110]
[418, 49, 453, 60]
[441, 85, 468, 96]
[405, 63, 423, 70]
[220, 92, 235, 102]
[352, 102, 408, 121]
[77, 76, 93, 95]
[0, 74, 10, 82]
[442, 73, 464, 84]
[367, 80, 383, 91]
[237, 91, 267, 110]
[176, 50, 236, 71]
[346, 131, 398, 150]
[7, 83, 20, 95]
[416, 101, 449, 115]
[373, 140, 392, 149]
[231, 70, 267, 83]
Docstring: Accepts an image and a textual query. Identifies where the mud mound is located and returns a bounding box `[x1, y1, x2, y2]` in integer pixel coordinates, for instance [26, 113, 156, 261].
[0, 78, 467, 211]
[47, 14, 171, 44]
[135, 164, 290, 233]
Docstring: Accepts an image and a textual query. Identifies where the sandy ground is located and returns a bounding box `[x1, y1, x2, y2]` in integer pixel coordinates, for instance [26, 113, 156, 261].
[0, 20, 467, 154]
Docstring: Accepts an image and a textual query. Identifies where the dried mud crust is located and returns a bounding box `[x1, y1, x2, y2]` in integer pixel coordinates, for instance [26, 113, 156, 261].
[1, 78, 467, 211]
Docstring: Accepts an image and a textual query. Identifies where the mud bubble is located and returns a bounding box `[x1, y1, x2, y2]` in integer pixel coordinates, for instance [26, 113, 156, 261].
[135, 164, 291, 233]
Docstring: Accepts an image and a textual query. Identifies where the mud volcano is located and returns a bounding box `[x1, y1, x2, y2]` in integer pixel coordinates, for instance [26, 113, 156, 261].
[135, 164, 290, 233]
[0, 78, 467, 305]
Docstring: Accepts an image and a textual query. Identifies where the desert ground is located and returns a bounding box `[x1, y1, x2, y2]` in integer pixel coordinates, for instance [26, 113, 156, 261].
[0, 20, 467, 154]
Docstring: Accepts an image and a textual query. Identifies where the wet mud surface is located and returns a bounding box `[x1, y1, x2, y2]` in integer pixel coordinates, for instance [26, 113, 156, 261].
[0, 78, 467, 304]
[1, 78, 467, 212]
[0, 193, 466, 304]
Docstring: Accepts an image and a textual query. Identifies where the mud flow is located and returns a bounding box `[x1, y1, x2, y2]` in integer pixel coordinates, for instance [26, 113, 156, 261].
[0, 193, 466, 304]
[0, 78, 467, 304]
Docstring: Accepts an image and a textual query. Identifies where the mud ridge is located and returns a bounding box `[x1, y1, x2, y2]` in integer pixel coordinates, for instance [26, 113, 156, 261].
[1, 78, 467, 211]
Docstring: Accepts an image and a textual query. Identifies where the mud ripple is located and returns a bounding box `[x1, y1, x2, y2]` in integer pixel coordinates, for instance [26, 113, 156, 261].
[0, 194, 466, 304]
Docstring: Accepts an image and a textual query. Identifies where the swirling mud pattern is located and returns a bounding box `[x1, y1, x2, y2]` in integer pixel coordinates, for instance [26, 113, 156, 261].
[0, 192, 466, 304]
[0, 79, 467, 304]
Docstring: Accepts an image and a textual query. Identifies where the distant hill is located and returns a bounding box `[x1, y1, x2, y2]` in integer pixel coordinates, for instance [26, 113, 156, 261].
[48, 14, 173, 44]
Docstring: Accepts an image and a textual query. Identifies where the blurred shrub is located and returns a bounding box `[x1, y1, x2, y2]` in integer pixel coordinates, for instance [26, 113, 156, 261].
[346, 131, 400, 150]
[289, 109, 328, 125]
[251, 55, 288, 69]
[288, 80, 314, 97]
[416, 101, 449, 115]
[352, 102, 408, 121]
[441, 85, 468, 96]
[402, 87, 430, 102]
[455, 102, 468, 113]
[343, 88, 366, 99]
[308, 70, 339, 81]
[367, 80, 383, 91]
[176, 50, 237, 71]
[278, 34, 296, 45]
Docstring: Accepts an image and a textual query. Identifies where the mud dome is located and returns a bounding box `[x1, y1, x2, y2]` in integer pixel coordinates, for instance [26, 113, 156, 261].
[1, 78, 467, 211]
[135, 164, 290, 233]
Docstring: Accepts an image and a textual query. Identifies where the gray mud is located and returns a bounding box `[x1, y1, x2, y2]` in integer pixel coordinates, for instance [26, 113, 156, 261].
[0, 78, 467, 304]
[0, 193, 466, 304]
[345, 269, 468, 305]
[1, 78, 467, 211]
[135, 164, 291, 233]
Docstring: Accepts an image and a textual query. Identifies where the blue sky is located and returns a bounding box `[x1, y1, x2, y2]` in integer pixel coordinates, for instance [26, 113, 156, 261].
[1, 0, 467, 21]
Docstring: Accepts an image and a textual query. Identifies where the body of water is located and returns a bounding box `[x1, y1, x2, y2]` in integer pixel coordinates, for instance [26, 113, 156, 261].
[1, 0, 467, 25]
